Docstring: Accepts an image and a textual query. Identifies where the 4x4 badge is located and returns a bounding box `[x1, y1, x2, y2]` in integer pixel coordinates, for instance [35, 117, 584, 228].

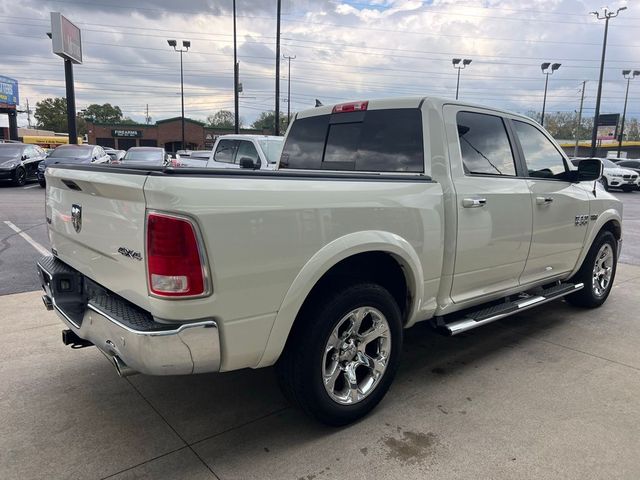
[71, 204, 82, 233]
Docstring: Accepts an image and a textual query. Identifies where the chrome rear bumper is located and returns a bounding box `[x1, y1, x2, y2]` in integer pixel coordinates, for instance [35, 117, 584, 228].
[37, 255, 220, 376]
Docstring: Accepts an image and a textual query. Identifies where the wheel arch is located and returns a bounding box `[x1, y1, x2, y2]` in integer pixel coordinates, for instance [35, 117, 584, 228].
[569, 210, 622, 278]
[256, 231, 424, 368]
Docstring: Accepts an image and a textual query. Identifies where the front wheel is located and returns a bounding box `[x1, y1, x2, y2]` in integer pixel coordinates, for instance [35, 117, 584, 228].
[12, 167, 26, 186]
[566, 230, 617, 308]
[601, 178, 609, 191]
[38, 180, 46, 188]
[277, 283, 403, 426]
[621, 185, 634, 193]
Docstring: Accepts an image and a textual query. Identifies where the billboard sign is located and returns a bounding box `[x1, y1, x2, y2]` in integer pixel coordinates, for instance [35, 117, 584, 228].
[0, 76, 19, 106]
[51, 12, 82, 64]
[596, 113, 619, 141]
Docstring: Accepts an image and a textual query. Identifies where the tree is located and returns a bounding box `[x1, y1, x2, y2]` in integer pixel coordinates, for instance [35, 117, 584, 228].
[34, 97, 68, 133]
[251, 111, 287, 133]
[81, 103, 124, 124]
[206, 110, 236, 128]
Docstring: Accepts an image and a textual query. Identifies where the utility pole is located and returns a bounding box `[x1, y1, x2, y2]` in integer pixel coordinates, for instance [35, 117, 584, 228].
[618, 70, 639, 158]
[574, 81, 586, 158]
[589, 6, 626, 157]
[233, 0, 239, 134]
[283, 54, 296, 127]
[26, 98, 32, 128]
[145, 103, 150, 125]
[275, 0, 281, 136]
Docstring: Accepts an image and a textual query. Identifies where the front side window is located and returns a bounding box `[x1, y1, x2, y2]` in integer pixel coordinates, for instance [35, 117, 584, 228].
[513, 121, 567, 179]
[213, 140, 238, 164]
[456, 111, 516, 176]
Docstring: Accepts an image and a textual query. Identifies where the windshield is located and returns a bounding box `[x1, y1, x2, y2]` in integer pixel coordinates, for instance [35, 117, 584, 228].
[0, 145, 24, 157]
[602, 159, 618, 168]
[123, 149, 163, 162]
[49, 146, 92, 159]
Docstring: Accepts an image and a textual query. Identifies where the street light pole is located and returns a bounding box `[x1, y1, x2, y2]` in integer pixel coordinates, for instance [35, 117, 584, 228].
[618, 70, 639, 158]
[283, 54, 296, 127]
[452, 58, 472, 100]
[275, 0, 281, 136]
[590, 7, 626, 158]
[540, 62, 561, 127]
[233, 0, 239, 134]
[574, 81, 586, 158]
[168, 39, 190, 151]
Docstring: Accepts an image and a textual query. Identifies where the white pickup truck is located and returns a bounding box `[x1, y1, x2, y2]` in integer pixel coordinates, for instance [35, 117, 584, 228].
[38, 97, 622, 425]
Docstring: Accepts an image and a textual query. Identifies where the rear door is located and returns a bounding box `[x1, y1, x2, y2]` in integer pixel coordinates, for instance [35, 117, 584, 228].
[446, 107, 533, 303]
[510, 120, 590, 284]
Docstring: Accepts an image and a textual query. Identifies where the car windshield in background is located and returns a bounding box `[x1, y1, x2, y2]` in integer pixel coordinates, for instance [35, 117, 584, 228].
[123, 150, 163, 162]
[0, 145, 23, 157]
[49, 147, 92, 159]
[602, 159, 619, 168]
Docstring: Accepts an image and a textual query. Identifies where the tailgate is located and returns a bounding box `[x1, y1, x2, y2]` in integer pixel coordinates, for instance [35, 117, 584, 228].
[45, 166, 150, 309]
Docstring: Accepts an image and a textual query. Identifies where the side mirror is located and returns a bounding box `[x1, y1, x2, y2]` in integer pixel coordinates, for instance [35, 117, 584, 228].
[239, 157, 258, 169]
[577, 159, 603, 182]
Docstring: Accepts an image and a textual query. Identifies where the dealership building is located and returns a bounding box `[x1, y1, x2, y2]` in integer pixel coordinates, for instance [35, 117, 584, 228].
[86, 117, 266, 152]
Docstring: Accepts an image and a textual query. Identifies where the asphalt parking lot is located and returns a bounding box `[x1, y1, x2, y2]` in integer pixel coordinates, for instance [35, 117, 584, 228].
[1, 183, 640, 479]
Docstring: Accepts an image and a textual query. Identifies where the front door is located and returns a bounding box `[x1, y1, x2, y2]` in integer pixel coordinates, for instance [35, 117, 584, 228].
[448, 107, 533, 303]
[510, 120, 590, 284]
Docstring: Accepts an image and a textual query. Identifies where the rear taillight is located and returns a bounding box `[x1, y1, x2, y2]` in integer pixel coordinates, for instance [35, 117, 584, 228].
[332, 100, 368, 114]
[146, 212, 208, 297]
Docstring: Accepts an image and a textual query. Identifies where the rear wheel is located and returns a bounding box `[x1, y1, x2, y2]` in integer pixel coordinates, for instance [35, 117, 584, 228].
[566, 230, 617, 308]
[12, 167, 26, 186]
[277, 283, 403, 426]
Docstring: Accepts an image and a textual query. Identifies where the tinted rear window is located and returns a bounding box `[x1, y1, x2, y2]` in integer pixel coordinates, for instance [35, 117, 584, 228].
[280, 108, 424, 172]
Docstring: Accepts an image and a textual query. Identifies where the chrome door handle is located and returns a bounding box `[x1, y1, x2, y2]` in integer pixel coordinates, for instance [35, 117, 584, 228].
[462, 198, 487, 208]
[536, 196, 554, 205]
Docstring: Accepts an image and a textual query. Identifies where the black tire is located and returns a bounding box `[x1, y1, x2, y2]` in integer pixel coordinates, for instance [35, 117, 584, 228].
[38, 180, 46, 188]
[566, 230, 617, 308]
[601, 178, 609, 191]
[12, 167, 26, 187]
[621, 185, 634, 193]
[276, 282, 403, 426]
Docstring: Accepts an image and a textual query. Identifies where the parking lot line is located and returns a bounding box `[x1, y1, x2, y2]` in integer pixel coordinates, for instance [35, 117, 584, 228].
[3, 220, 49, 256]
[23, 184, 40, 190]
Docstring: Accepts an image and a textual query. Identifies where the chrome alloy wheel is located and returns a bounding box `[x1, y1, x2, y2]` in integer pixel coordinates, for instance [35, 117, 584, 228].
[592, 243, 614, 297]
[322, 306, 391, 405]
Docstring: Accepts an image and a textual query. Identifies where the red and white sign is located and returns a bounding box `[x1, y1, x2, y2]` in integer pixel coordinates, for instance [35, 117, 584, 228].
[51, 12, 82, 64]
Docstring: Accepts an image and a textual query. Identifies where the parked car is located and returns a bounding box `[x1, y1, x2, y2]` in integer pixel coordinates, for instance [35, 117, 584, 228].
[613, 159, 640, 189]
[571, 157, 637, 192]
[105, 149, 126, 164]
[120, 147, 170, 166]
[39, 97, 621, 426]
[206, 135, 283, 170]
[0, 143, 47, 186]
[37, 144, 111, 188]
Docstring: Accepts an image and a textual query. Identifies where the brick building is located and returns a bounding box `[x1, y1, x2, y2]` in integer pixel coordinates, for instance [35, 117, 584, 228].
[86, 117, 265, 152]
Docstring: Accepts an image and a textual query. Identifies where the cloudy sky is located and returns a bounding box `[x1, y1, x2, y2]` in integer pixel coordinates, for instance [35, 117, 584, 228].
[1, 0, 638, 127]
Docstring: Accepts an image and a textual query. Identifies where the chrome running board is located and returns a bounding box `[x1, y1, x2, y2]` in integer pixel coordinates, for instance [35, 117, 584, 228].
[444, 282, 584, 336]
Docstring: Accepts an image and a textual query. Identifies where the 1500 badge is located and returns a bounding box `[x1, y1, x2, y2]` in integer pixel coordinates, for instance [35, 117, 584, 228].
[118, 247, 143, 261]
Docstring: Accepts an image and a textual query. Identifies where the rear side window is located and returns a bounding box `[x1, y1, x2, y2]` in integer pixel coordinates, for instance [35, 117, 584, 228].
[456, 111, 516, 176]
[214, 140, 238, 164]
[280, 109, 424, 172]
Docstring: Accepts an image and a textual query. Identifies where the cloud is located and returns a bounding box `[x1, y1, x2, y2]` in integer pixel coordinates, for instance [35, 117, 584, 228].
[1, 0, 639, 129]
